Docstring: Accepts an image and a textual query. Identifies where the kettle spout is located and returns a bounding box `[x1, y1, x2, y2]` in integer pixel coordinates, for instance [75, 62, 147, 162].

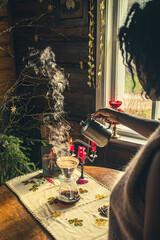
[71, 139, 96, 148]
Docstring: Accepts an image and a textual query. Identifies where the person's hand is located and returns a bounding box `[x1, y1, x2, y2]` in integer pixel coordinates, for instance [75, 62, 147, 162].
[91, 108, 120, 123]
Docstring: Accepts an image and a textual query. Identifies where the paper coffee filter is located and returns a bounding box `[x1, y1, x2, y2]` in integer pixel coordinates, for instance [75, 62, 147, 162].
[57, 156, 79, 169]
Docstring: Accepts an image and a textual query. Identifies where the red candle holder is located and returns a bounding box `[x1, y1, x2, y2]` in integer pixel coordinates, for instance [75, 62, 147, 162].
[91, 141, 96, 152]
[76, 146, 88, 184]
[109, 100, 122, 108]
[69, 139, 98, 184]
[109, 100, 124, 139]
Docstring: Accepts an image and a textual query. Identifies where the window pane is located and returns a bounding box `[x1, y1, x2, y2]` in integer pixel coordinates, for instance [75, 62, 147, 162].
[123, 67, 152, 118]
[123, 0, 152, 119]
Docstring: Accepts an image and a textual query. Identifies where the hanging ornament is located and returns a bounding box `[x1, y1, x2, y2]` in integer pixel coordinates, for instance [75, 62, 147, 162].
[48, 3, 53, 12]
[97, 0, 106, 88]
[34, 34, 39, 42]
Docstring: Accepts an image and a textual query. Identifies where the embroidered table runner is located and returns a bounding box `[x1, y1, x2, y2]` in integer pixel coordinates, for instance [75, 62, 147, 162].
[6, 169, 111, 240]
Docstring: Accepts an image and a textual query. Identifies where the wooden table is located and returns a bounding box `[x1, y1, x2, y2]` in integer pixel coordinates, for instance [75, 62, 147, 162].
[0, 166, 121, 240]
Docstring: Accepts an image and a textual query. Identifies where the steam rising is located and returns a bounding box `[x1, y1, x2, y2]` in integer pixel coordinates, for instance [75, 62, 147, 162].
[27, 47, 71, 157]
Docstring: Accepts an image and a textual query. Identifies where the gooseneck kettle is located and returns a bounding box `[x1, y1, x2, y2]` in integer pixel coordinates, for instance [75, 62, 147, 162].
[80, 118, 112, 148]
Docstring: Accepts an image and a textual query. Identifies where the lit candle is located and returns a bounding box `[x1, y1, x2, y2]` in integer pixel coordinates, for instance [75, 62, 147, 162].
[70, 144, 74, 152]
[91, 141, 96, 152]
[77, 146, 82, 159]
[81, 147, 86, 162]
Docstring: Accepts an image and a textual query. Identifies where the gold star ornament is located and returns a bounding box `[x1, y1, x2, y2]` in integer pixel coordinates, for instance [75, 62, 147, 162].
[11, 106, 16, 113]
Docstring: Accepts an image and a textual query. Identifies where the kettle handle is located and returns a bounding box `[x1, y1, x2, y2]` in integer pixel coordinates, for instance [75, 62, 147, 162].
[100, 116, 112, 129]
[94, 115, 112, 129]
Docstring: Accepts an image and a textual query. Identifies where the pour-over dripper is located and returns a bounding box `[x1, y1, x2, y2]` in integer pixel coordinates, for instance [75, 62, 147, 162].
[57, 156, 80, 204]
[57, 156, 79, 178]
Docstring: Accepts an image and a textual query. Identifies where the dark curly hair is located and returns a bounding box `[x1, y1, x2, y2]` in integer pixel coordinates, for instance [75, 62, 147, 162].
[118, 0, 160, 97]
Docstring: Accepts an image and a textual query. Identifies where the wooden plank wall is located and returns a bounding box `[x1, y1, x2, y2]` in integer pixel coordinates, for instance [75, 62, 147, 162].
[0, 2, 16, 103]
[1, 0, 139, 171]
[9, 0, 96, 140]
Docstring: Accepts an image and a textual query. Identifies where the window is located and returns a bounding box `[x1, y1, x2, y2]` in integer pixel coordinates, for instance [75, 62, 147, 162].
[96, 0, 160, 139]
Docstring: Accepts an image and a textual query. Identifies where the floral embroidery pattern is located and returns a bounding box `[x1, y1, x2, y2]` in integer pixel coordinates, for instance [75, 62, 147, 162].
[23, 176, 46, 191]
[79, 188, 88, 194]
[95, 218, 107, 226]
[23, 177, 45, 185]
[95, 194, 105, 199]
[22, 180, 36, 185]
[68, 218, 83, 226]
[52, 211, 61, 218]
[48, 197, 59, 205]
[29, 184, 39, 192]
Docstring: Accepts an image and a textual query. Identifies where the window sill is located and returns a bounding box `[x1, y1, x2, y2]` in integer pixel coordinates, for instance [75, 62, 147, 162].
[110, 134, 146, 148]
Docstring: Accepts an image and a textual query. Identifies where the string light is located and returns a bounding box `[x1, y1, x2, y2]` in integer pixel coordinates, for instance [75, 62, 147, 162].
[88, 0, 106, 88]
[88, 0, 95, 88]
[97, 0, 106, 88]
[34, 34, 38, 42]
[48, 3, 53, 12]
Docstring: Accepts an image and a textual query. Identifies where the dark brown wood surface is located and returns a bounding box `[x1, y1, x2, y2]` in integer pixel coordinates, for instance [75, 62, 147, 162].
[0, 166, 121, 240]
